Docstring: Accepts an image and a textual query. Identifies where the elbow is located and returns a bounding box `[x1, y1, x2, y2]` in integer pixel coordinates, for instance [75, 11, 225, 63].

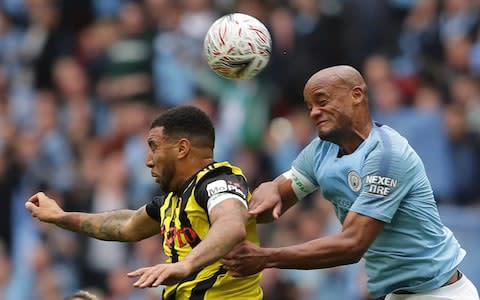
[348, 252, 363, 264]
[230, 222, 247, 244]
[344, 239, 367, 264]
[236, 225, 247, 243]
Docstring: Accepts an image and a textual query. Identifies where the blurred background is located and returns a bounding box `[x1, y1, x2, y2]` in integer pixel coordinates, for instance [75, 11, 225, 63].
[0, 0, 479, 299]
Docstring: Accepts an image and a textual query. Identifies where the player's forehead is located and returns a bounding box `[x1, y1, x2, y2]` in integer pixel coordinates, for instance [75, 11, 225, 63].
[147, 126, 167, 143]
[304, 75, 342, 98]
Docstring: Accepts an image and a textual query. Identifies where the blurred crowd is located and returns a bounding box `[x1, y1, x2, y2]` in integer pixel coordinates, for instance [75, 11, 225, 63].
[0, 0, 479, 299]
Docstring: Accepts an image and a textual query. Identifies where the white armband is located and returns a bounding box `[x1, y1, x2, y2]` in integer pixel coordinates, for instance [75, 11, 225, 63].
[207, 192, 248, 214]
[282, 167, 317, 200]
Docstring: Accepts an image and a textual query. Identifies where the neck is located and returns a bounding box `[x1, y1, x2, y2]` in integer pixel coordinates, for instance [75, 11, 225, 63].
[337, 121, 372, 156]
[173, 151, 214, 193]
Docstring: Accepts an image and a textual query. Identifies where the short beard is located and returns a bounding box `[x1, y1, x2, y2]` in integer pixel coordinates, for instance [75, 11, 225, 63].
[318, 128, 342, 144]
[160, 160, 176, 193]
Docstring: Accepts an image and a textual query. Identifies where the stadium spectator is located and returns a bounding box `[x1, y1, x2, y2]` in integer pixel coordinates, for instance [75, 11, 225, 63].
[443, 103, 480, 205]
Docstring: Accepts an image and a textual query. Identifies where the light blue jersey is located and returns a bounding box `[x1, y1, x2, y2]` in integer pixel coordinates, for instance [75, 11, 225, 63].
[292, 122, 466, 298]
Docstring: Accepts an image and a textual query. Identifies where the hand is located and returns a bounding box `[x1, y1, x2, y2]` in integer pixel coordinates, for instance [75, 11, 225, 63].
[248, 182, 282, 223]
[25, 192, 64, 223]
[221, 240, 268, 277]
[128, 261, 193, 288]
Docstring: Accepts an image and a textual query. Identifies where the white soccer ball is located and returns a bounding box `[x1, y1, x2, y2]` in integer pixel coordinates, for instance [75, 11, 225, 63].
[203, 13, 272, 80]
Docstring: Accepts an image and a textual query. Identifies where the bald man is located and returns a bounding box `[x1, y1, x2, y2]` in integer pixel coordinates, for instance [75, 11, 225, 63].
[222, 66, 479, 299]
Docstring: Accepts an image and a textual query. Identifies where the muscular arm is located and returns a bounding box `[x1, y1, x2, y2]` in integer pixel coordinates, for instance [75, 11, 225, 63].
[127, 196, 250, 288]
[183, 198, 248, 271]
[26, 192, 160, 242]
[263, 211, 384, 268]
[56, 206, 159, 242]
[275, 174, 301, 215]
[251, 174, 300, 223]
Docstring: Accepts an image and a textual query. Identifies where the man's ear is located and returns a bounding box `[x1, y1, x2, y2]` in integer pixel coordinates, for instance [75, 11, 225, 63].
[352, 86, 365, 105]
[177, 138, 191, 159]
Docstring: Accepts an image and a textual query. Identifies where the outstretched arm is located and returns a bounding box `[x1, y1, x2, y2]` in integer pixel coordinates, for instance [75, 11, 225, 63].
[128, 197, 248, 287]
[223, 211, 385, 276]
[264, 212, 384, 269]
[26, 192, 159, 242]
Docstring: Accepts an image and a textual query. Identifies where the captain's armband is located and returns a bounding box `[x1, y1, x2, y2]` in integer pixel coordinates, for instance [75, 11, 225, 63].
[282, 167, 317, 200]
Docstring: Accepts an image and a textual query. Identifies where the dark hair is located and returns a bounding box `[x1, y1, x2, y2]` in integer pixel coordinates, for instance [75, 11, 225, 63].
[150, 106, 215, 149]
[63, 290, 98, 300]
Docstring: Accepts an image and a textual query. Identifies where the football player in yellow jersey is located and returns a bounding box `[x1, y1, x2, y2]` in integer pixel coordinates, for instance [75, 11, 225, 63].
[25, 106, 262, 299]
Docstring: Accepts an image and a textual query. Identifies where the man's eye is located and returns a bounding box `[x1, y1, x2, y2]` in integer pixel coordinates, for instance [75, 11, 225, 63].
[318, 99, 328, 106]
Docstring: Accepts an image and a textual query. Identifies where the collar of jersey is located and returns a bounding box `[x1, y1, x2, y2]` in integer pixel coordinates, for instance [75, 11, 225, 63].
[173, 161, 217, 196]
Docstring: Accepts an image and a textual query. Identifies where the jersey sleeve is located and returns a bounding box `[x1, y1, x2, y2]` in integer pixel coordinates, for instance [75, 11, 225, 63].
[290, 139, 320, 195]
[350, 137, 415, 223]
[145, 194, 165, 221]
[195, 170, 249, 215]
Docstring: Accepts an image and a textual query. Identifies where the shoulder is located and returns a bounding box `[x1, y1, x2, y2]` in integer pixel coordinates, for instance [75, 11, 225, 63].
[299, 137, 337, 160]
[145, 193, 167, 220]
[196, 162, 247, 186]
[364, 123, 421, 175]
[194, 162, 249, 208]
[306, 136, 332, 150]
[367, 123, 412, 158]
[292, 137, 337, 185]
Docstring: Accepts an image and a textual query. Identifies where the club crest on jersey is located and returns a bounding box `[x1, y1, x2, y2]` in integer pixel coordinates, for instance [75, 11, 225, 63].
[348, 171, 362, 192]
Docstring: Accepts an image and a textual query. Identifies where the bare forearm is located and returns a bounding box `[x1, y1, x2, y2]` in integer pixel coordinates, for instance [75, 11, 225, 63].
[56, 210, 136, 241]
[254, 176, 297, 224]
[265, 233, 362, 269]
[265, 212, 384, 270]
[274, 176, 299, 215]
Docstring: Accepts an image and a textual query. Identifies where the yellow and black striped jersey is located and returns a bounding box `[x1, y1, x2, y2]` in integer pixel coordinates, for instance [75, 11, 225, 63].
[146, 161, 262, 300]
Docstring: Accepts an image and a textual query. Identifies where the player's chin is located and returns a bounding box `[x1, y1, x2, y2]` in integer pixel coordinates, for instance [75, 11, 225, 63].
[317, 128, 338, 141]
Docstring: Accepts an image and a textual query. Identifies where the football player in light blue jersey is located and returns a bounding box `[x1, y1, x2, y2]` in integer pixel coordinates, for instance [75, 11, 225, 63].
[222, 65, 479, 299]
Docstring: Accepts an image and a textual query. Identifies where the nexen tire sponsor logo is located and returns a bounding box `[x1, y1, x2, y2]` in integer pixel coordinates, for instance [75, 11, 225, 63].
[364, 175, 397, 196]
[206, 180, 246, 198]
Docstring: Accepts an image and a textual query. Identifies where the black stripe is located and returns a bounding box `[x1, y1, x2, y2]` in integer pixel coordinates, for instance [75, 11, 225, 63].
[162, 288, 172, 300]
[168, 197, 181, 263]
[190, 266, 228, 300]
[163, 289, 175, 300]
[178, 182, 202, 248]
[163, 268, 203, 300]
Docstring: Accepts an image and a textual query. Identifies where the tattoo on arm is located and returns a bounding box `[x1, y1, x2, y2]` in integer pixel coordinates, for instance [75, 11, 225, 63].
[57, 210, 135, 241]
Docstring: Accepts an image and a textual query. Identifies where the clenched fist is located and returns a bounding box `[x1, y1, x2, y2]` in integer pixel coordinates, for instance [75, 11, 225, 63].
[25, 192, 64, 223]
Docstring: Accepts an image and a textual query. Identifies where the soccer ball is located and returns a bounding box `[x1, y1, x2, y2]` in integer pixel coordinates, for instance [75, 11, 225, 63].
[203, 13, 272, 80]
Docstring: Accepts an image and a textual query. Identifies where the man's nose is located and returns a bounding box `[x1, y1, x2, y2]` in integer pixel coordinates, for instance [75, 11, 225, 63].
[310, 106, 321, 117]
[145, 154, 153, 168]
